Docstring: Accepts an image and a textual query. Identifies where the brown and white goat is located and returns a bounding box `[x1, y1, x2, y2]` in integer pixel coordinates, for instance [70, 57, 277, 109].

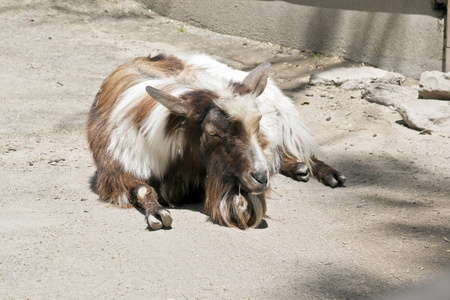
[86, 53, 346, 230]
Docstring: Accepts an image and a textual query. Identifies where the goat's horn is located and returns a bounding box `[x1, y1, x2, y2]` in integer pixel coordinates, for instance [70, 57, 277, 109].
[146, 86, 189, 117]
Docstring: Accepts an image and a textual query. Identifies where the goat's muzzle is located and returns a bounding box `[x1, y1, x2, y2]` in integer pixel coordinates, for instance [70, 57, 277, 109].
[240, 168, 269, 195]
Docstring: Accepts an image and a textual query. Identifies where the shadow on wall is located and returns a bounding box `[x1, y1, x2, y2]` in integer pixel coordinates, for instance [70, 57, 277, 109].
[278, 4, 440, 76]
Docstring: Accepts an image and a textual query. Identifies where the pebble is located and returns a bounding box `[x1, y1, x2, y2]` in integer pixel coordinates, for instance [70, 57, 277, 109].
[48, 158, 66, 165]
[5, 147, 17, 153]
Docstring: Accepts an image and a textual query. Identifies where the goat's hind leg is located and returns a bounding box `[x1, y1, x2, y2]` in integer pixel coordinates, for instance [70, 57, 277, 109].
[134, 185, 172, 230]
[95, 162, 172, 230]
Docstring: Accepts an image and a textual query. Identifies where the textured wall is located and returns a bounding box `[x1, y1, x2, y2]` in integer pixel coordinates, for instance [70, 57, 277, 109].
[142, 0, 446, 78]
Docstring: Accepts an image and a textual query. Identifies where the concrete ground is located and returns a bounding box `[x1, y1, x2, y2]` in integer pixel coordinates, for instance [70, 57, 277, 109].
[1, 1, 449, 299]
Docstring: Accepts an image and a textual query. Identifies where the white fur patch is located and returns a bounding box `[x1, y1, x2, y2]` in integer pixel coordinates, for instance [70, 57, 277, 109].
[107, 80, 186, 180]
[249, 134, 268, 175]
[137, 186, 147, 199]
[257, 83, 319, 173]
[216, 93, 262, 135]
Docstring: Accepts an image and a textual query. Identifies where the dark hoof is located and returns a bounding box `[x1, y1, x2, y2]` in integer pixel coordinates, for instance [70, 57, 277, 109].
[281, 161, 310, 182]
[312, 158, 346, 188]
[322, 173, 346, 187]
[293, 163, 310, 182]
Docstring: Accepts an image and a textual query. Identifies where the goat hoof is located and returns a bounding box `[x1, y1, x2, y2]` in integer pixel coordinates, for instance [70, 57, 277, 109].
[323, 172, 346, 187]
[336, 174, 347, 186]
[293, 163, 310, 182]
[146, 208, 172, 230]
[310, 158, 346, 188]
[281, 161, 311, 182]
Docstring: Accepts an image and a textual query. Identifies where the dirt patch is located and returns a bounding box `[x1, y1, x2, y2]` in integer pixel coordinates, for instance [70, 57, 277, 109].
[1, 1, 449, 299]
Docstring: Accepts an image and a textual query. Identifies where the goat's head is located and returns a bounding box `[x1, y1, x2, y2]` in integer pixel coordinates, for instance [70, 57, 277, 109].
[146, 63, 271, 228]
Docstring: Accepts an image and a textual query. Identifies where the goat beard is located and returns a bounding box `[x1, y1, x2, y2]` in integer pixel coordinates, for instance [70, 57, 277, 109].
[203, 161, 267, 229]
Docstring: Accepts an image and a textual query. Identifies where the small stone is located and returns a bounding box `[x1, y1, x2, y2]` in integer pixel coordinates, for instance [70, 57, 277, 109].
[48, 158, 66, 164]
[326, 116, 331, 121]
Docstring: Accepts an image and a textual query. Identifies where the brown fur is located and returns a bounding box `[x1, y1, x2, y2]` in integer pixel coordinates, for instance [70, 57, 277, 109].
[146, 54, 185, 76]
[258, 131, 270, 150]
[155, 90, 218, 206]
[126, 94, 158, 128]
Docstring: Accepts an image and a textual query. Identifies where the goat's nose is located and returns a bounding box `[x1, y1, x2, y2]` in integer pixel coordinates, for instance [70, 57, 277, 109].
[251, 171, 268, 185]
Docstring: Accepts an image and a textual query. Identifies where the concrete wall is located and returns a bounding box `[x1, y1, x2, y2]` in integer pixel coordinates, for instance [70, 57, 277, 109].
[142, 0, 446, 78]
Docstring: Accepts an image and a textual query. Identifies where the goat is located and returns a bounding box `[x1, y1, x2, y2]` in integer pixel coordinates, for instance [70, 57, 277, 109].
[86, 53, 346, 230]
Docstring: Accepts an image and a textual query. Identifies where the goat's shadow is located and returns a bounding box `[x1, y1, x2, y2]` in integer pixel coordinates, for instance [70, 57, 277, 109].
[89, 173, 269, 230]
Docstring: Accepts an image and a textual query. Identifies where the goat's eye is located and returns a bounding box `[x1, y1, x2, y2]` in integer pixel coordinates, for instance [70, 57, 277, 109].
[207, 129, 223, 138]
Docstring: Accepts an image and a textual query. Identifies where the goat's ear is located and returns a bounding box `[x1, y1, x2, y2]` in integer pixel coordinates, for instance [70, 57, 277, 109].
[146, 86, 189, 117]
[241, 63, 271, 97]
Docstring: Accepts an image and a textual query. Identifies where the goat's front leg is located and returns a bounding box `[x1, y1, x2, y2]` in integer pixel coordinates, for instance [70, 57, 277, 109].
[280, 155, 346, 187]
[311, 157, 346, 187]
[133, 185, 172, 230]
